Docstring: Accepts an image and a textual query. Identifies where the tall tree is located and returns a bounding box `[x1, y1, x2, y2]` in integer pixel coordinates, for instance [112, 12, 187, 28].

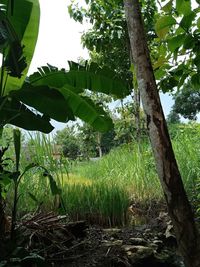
[123, 0, 200, 266]
[68, 0, 157, 140]
[172, 83, 200, 121]
[55, 126, 80, 160]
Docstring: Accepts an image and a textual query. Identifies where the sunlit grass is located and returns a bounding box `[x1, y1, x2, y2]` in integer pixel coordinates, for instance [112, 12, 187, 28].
[70, 143, 162, 202]
[5, 124, 200, 226]
[171, 124, 200, 199]
[62, 173, 93, 186]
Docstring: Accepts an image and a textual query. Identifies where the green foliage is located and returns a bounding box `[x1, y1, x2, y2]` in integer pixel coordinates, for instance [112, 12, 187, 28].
[77, 123, 100, 158]
[0, 1, 130, 134]
[13, 135, 159, 226]
[0, 0, 53, 132]
[62, 181, 130, 226]
[101, 129, 116, 154]
[5, 124, 200, 226]
[0, 96, 53, 132]
[68, 0, 157, 143]
[172, 83, 200, 120]
[77, 123, 116, 157]
[170, 123, 200, 219]
[68, 0, 157, 85]
[70, 123, 200, 222]
[55, 123, 116, 159]
[0, 129, 61, 238]
[11, 62, 131, 132]
[176, 0, 192, 16]
[13, 129, 21, 171]
[154, 0, 200, 93]
[0, 146, 12, 199]
[155, 15, 176, 39]
[26, 61, 130, 99]
[114, 101, 147, 144]
[71, 143, 160, 202]
[0, 129, 63, 242]
[0, 0, 39, 93]
[167, 109, 181, 124]
[55, 126, 80, 160]
[54, 101, 148, 160]
[1, 125, 14, 146]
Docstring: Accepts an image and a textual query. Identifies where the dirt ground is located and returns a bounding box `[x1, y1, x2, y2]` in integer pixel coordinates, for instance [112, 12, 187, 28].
[51, 224, 183, 267]
[0, 212, 184, 267]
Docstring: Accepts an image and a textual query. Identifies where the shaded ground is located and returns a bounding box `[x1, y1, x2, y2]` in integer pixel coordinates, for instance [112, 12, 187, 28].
[53, 226, 182, 267]
[0, 212, 184, 267]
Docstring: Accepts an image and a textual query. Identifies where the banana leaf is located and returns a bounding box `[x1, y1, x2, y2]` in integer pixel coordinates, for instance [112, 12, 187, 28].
[0, 0, 40, 94]
[28, 62, 131, 98]
[10, 62, 132, 132]
[10, 84, 75, 123]
[0, 96, 53, 133]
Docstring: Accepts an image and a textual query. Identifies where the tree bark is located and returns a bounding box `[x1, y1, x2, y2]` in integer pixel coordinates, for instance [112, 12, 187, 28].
[130, 49, 141, 141]
[123, 1, 200, 266]
[134, 86, 141, 141]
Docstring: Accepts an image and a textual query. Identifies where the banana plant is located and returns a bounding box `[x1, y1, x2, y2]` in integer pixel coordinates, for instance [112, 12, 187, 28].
[0, 0, 131, 134]
[0, 0, 53, 132]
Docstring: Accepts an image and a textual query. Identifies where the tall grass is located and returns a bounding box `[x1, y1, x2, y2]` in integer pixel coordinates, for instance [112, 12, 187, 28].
[171, 124, 200, 201]
[5, 124, 200, 226]
[70, 143, 162, 202]
[8, 132, 70, 215]
[62, 181, 130, 226]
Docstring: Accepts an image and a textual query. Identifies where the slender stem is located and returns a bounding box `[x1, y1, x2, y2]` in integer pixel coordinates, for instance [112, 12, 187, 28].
[0, 51, 5, 96]
[2, 74, 8, 96]
[11, 181, 18, 240]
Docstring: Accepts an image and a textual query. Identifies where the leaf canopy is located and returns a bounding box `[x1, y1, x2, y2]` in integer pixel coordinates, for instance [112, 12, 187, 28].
[155, 15, 176, 39]
[176, 0, 191, 16]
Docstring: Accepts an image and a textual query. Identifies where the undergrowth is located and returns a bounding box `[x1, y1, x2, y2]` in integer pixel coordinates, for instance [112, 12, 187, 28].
[4, 123, 200, 226]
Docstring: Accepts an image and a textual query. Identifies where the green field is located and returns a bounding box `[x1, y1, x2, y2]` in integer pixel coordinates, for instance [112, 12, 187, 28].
[5, 124, 200, 226]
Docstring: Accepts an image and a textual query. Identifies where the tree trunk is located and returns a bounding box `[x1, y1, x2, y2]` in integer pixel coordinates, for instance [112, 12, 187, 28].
[134, 86, 140, 141]
[130, 48, 141, 141]
[123, 1, 200, 266]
